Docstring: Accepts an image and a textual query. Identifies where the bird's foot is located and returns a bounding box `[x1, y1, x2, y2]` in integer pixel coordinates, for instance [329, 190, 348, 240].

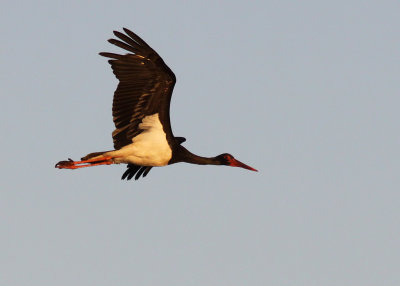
[55, 158, 77, 169]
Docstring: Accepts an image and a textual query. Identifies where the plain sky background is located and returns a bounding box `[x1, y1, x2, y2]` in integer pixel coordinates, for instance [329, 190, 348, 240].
[1, 0, 399, 285]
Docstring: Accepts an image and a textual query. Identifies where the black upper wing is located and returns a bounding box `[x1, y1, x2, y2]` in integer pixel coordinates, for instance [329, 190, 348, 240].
[100, 28, 176, 150]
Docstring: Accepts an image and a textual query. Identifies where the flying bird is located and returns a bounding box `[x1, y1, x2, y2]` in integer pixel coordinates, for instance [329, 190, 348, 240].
[55, 28, 257, 180]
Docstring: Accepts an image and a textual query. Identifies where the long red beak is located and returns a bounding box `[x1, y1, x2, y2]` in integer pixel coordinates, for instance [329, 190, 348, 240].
[230, 158, 258, 172]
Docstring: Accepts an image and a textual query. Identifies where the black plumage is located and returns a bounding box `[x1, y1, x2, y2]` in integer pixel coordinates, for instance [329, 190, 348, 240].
[100, 28, 176, 150]
[55, 28, 257, 180]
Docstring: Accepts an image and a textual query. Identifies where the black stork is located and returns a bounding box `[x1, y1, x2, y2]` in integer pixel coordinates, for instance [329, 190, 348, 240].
[55, 28, 257, 180]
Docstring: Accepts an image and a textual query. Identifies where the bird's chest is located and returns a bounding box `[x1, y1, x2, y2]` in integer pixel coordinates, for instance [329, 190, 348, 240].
[113, 113, 172, 166]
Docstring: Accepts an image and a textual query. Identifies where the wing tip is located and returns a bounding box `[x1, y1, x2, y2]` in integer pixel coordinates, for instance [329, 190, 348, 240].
[99, 52, 123, 60]
[122, 27, 132, 34]
[108, 38, 117, 44]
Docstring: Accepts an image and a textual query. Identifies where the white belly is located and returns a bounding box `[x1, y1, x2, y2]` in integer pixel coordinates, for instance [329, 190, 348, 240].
[106, 113, 172, 166]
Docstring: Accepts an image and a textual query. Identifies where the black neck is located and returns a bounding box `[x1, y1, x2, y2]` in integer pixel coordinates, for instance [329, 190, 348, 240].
[172, 146, 221, 166]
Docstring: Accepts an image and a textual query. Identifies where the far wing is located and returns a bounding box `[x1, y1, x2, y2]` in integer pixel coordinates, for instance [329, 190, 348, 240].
[121, 164, 152, 180]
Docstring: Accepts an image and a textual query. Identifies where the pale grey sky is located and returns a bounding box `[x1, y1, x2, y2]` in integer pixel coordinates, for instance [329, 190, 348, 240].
[1, 0, 399, 285]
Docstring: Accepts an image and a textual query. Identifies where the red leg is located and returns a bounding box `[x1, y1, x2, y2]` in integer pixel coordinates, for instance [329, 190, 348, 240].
[55, 156, 113, 169]
[60, 160, 113, 169]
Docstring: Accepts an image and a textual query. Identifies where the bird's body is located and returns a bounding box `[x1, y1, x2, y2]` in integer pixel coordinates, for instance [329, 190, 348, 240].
[56, 28, 257, 180]
[100, 113, 172, 166]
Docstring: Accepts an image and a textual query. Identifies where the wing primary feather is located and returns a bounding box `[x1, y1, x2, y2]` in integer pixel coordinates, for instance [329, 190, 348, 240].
[121, 164, 152, 181]
[108, 39, 139, 54]
[143, 167, 152, 177]
[113, 31, 141, 47]
[122, 28, 152, 49]
[126, 166, 139, 180]
[121, 164, 139, 180]
[121, 168, 130, 180]
[99, 52, 124, 60]
[135, 167, 147, 180]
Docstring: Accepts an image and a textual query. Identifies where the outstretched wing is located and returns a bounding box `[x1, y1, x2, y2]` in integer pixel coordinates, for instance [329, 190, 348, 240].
[100, 28, 176, 150]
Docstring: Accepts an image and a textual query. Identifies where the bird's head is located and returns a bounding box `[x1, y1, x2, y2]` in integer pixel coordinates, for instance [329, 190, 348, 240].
[216, 153, 258, 172]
